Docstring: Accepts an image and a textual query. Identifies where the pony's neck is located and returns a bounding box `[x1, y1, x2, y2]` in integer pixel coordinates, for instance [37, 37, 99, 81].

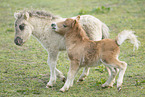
[29, 16, 61, 39]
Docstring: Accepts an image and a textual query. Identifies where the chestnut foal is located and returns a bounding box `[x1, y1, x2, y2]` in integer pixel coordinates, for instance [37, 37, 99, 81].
[51, 16, 140, 92]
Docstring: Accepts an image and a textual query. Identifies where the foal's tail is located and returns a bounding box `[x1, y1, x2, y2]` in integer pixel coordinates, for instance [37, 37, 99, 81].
[102, 23, 110, 39]
[115, 30, 140, 51]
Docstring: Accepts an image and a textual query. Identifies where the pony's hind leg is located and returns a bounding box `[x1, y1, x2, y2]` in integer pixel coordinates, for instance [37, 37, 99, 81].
[55, 68, 66, 82]
[111, 68, 119, 86]
[77, 67, 90, 82]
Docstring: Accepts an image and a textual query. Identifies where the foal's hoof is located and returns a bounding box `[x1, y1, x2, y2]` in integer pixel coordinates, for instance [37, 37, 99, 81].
[59, 88, 67, 93]
[46, 83, 54, 88]
[46, 85, 53, 88]
[117, 86, 122, 92]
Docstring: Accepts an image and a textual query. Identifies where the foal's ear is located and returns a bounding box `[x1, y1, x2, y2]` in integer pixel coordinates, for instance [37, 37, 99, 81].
[14, 12, 22, 19]
[71, 20, 77, 28]
[76, 15, 80, 21]
[71, 15, 80, 27]
[24, 12, 30, 20]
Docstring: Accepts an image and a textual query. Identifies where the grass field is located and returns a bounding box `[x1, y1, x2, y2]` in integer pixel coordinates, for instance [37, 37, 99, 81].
[0, 0, 145, 96]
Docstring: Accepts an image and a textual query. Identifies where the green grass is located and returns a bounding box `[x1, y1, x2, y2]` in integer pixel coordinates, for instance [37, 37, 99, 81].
[0, 0, 145, 96]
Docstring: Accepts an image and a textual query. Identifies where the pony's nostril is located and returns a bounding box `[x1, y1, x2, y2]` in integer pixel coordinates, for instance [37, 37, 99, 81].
[51, 23, 55, 27]
[14, 37, 23, 46]
[51, 23, 56, 29]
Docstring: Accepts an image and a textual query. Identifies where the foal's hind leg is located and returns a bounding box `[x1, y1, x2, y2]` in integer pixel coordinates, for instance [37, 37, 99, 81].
[77, 67, 90, 82]
[117, 61, 127, 91]
[102, 58, 127, 91]
[77, 66, 111, 82]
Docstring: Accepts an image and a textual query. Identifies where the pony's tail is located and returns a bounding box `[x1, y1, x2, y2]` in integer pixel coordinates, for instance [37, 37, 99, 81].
[102, 23, 110, 39]
[115, 30, 140, 51]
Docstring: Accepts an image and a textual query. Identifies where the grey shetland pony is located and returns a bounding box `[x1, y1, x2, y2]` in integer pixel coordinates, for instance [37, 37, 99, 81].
[14, 10, 109, 88]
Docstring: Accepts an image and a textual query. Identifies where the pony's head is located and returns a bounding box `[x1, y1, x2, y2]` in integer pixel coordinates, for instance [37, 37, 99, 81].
[51, 15, 80, 35]
[14, 11, 33, 46]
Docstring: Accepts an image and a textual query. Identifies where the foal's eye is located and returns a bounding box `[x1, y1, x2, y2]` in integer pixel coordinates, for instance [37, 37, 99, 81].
[19, 24, 25, 30]
[63, 24, 67, 27]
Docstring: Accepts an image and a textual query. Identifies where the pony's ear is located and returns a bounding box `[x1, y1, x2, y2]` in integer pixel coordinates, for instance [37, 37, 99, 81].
[14, 12, 22, 19]
[24, 12, 30, 20]
[76, 15, 80, 21]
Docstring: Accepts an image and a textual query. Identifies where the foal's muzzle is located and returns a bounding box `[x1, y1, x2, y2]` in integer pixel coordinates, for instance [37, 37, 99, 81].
[51, 23, 56, 29]
[14, 37, 23, 46]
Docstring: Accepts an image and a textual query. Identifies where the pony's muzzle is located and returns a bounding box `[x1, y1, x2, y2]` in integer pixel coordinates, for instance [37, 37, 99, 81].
[51, 23, 56, 29]
[14, 37, 23, 46]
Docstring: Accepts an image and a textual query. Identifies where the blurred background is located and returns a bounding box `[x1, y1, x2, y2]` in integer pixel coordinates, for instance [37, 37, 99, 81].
[0, 0, 144, 96]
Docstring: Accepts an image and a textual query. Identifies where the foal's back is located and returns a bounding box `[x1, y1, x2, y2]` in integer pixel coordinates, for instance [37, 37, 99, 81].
[79, 39, 119, 65]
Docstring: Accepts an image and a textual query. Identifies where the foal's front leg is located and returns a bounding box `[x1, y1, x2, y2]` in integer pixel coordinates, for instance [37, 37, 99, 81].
[60, 61, 80, 92]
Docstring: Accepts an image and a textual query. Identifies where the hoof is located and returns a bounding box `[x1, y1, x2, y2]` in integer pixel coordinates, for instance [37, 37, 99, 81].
[101, 84, 106, 88]
[77, 78, 84, 82]
[46, 85, 53, 88]
[62, 77, 66, 83]
[101, 86, 108, 89]
[59, 87, 69, 92]
[101, 86, 112, 89]
[46, 82, 54, 88]
[117, 86, 122, 92]
[102, 83, 113, 89]
[59, 88, 66, 93]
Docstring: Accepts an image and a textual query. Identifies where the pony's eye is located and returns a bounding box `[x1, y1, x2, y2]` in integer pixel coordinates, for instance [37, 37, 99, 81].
[15, 24, 17, 27]
[63, 24, 67, 27]
[19, 24, 25, 30]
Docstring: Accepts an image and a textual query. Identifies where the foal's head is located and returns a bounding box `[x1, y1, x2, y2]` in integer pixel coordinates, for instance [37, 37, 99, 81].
[14, 12, 33, 46]
[51, 15, 80, 35]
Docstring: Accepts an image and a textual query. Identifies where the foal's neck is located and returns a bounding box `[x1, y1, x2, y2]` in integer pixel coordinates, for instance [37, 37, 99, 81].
[65, 23, 89, 45]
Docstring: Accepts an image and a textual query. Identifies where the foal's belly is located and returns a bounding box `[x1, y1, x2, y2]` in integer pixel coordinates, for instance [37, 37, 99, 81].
[88, 60, 101, 67]
[80, 60, 101, 67]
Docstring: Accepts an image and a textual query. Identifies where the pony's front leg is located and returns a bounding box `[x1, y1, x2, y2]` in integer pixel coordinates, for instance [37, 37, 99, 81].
[77, 67, 90, 82]
[55, 68, 66, 82]
[60, 61, 80, 92]
[46, 52, 57, 87]
[46, 51, 65, 87]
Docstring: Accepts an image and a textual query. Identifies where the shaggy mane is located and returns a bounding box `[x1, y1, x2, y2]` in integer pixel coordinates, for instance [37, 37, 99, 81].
[18, 10, 61, 19]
